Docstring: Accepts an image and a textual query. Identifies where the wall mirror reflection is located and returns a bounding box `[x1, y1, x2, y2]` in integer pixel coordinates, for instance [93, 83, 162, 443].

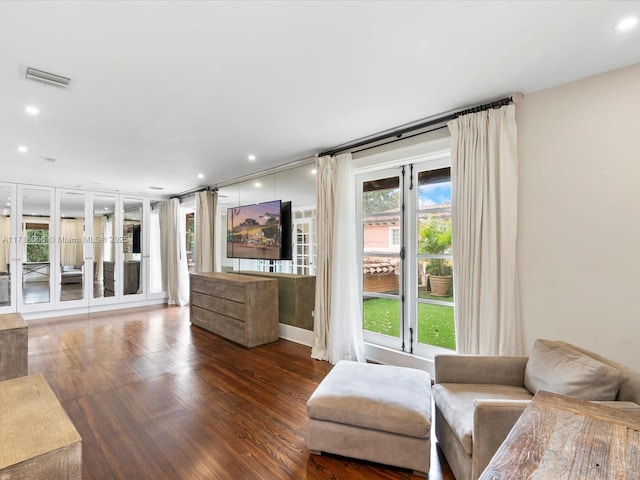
[59, 191, 86, 302]
[218, 162, 317, 275]
[123, 199, 143, 296]
[22, 188, 52, 305]
[0, 185, 12, 306]
[93, 196, 116, 298]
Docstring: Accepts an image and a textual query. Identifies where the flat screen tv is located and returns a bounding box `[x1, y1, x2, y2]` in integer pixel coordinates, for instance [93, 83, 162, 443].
[226, 200, 292, 260]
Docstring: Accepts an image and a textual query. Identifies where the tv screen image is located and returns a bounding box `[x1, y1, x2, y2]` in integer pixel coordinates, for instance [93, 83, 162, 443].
[227, 200, 283, 260]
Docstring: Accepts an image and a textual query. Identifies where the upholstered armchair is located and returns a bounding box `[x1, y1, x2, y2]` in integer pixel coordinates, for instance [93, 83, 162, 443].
[432, 340, 640, 480]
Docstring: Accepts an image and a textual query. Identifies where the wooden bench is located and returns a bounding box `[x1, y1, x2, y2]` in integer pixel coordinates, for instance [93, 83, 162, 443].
[0, 374, 82, 479]
[0, 312, 28, 381]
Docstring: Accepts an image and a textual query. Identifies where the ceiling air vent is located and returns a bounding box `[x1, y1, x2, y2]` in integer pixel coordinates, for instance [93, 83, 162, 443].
[25, 67, 71, 88]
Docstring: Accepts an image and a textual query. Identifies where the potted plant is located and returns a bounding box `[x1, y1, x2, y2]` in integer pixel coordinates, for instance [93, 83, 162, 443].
[418, 215, 453, 297]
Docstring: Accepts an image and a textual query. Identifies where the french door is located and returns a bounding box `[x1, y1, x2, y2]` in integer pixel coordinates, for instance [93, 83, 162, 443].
[358, 158, 455, 358]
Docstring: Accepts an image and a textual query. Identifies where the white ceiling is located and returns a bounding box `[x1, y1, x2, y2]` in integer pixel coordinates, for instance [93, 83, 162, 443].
[1, 1, 639, 197]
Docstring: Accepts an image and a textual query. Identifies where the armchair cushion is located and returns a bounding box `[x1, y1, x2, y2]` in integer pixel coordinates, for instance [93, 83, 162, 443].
[524, 339, 620, 401]
[432, 383, 532, 455]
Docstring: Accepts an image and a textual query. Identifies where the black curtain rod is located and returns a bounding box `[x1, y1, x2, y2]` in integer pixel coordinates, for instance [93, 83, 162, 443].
[319, 95, 514, 157]
[171, 186, 218, 200]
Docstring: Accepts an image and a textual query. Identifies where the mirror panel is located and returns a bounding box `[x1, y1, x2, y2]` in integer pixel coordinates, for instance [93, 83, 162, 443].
[123, 199, 143, 296]
[22, 188, 52, 305]
[59, 191, 86, 302]
[148, 202, 164, 294]
[93, 196, 116, 299]
[0, 186, 12, 306]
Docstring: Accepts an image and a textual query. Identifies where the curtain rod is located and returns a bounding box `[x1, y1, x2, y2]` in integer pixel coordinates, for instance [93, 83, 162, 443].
[171, 186, 217, 200]
[319, 93, 522, 157]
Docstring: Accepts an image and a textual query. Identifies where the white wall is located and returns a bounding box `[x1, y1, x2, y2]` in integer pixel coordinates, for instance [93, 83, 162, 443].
[517, 63, 640, 367]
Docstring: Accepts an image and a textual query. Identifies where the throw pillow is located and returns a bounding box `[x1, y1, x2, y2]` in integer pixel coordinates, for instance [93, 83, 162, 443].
[524, 339, 620, 401]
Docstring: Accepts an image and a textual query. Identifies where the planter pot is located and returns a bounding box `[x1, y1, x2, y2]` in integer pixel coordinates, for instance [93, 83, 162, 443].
[429, 275, 452, 297]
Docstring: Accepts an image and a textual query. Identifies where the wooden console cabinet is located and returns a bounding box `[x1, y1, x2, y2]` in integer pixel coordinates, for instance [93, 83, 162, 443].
[189, 272, 279, 347]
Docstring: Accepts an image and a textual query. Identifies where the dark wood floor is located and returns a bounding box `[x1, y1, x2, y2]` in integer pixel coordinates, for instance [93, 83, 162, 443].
[27, 305, 454, 480]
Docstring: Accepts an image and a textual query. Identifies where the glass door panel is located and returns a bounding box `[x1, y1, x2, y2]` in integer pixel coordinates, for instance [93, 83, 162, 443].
[59, 191, 86, 302]
[360, 171, 404, 349]
[414, 167, 455, 352]
[123, 198, 143, 296]
[92, 195, 117, 300]
[21, 187, 52, 306]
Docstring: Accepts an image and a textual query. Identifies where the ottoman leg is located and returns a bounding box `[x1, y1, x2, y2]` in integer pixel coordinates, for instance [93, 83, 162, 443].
[413, 470, 428, 478]
[309, 450, 322, 456]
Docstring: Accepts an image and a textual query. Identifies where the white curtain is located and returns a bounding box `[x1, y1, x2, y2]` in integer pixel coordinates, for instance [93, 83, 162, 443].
[311, 155, 335, 361]
[93, 216, 105, 282]
[311, 153, 366, 364]
[448, 104, 521, 355]
[60, 218, 84, 266]
[195, 189, 216, 273]
[160, 199, 189, 306]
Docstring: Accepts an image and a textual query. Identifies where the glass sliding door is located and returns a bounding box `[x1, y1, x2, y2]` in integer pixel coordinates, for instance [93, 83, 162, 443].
[122, 198, 143, 297]
[20, 186, 53, 308]
[58, 191, 87, 304]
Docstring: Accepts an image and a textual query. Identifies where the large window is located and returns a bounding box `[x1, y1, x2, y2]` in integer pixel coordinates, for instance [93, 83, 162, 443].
[359, 160, 455, 357]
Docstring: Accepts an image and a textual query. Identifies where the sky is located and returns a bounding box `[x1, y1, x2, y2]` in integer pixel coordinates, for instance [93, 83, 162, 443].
[419, 182, 451, 207]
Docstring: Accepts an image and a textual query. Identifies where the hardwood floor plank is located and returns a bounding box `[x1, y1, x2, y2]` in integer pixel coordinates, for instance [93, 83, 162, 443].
[25, 305, 454, 480]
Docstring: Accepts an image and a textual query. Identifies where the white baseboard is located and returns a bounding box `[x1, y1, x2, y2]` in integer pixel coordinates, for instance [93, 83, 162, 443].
[278, 323, 313, 346]
[21, 298, 167, 321]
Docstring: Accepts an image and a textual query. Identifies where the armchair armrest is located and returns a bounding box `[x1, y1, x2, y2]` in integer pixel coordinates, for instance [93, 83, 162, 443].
[434, 354, 528, 386]
[472, 399, 530, 479]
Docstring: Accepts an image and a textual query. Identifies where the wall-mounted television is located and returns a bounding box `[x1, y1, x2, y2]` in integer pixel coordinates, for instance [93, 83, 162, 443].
[226, 200, 292, 261]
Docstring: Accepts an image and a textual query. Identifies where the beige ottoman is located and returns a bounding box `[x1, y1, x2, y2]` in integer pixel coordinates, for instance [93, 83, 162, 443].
[306, 360, 432, 477]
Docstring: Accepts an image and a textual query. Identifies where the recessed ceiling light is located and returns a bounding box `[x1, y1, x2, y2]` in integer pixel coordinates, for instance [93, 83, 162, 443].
[616, 16, 638, 32]
[254, 182, 262, 188]
[17, 145, 28, 153]
[248, 154, 256, 161]
[197, 173, 204, 179]
[25, 105, 39, 115]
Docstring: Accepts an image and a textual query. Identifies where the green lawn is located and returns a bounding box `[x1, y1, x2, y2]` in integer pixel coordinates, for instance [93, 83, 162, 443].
[362, 297, 455, 350]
